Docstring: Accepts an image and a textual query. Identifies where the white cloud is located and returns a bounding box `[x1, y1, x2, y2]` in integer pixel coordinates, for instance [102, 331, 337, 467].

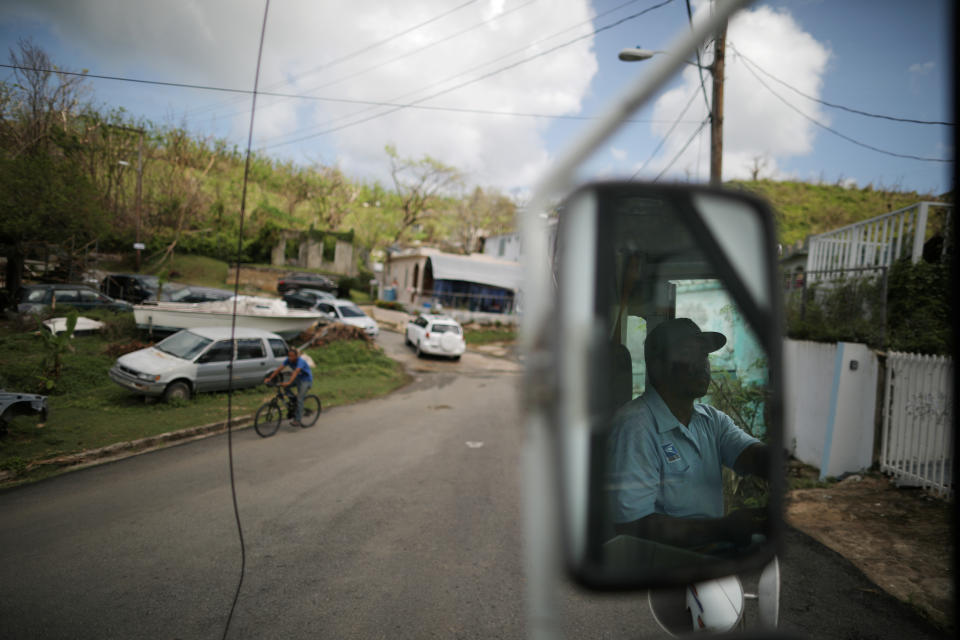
[610, 147, 628, 161]
[908, 61, 935, 75]
[3, 0, 598, 191]
[645, 5, 830, 182]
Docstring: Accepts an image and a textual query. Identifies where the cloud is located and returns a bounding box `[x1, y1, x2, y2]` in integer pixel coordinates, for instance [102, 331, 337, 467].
[645, 5, 830, 182]
[610, 147, 628, 161]
[908, 61, 935, 75]
[2, 0, 599, 191]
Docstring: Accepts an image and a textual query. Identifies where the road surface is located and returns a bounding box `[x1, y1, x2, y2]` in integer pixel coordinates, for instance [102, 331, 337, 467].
[0, 331, 948, 638]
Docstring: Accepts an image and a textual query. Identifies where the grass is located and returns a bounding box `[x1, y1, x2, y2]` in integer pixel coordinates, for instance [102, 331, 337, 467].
[464, 326, 517, 345]
[0, 317, 408, 485]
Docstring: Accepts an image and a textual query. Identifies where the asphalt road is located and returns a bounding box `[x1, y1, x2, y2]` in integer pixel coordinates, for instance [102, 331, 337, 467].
[0, 331, 950, 639]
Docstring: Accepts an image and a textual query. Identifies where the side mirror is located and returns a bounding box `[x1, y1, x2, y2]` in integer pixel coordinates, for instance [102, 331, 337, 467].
[551, 181, 784, 589]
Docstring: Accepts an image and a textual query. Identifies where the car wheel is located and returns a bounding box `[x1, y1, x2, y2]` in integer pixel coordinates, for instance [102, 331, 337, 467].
[163, 381, 191, 403]
[405, 330, 412, 346]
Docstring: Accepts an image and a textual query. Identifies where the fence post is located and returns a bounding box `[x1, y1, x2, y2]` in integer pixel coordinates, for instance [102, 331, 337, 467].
[912, 202, 929, 264]
[880, 266, 888, 349]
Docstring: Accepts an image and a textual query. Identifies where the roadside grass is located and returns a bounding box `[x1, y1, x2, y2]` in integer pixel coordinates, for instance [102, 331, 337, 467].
[465, 326, 517, 345]
[0, 318, 407, 484]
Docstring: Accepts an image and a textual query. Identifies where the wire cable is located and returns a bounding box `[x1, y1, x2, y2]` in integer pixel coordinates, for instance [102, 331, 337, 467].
[240, 0, 651, 142]
[734, 49, 951, 163]
[185, 0, 486, 120]
[264, 0, 676, 148]
[632, 86, 701, 178]
[654, 115, 710, 181]
[728, 42, 953, 126]
[0, 62, 697, 125]
[222, 2, 270, 639]
[685, 0, 712, 115]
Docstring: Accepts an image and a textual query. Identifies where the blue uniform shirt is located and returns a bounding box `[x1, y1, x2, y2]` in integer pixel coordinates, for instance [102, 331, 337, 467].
[607, 385, 759, 523]
[286, 356, 313, 383]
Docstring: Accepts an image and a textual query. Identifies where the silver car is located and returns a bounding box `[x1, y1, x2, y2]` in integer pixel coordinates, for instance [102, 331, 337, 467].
[109, 327, 288, 402]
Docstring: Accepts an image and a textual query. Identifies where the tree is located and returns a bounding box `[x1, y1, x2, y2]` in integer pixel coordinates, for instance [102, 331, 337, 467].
[446, 186, 516, 254]
[385, 144, 462, 244]
[0, 40, 105, 296]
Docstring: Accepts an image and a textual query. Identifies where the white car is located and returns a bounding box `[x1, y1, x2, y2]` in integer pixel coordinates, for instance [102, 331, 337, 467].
[109, 327, 289, 402]
[315, 299, 379, 338]
[405, 314, 466, 360]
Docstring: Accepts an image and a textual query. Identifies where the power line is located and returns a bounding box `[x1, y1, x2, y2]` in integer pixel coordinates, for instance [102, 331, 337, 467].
[0, 63, 695, 125]
[186, 0, 494, 120]
[729, 42, 953, 126]
[654, 115, 710, 181]
[632, 86, 701, 178]
[734, 51, 951, 163]
[258, 0, 662, 147]
[685, 0, 712, 115]
[265, 0, 677, 148]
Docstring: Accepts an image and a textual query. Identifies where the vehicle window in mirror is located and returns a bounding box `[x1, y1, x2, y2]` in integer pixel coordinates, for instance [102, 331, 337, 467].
[55, 290, 79, 303]
[155, 331, 213, 360]
[268, 339, 287, 358]
[556, 183, 781, 586]
[338, 305, 364, 318]
[236, 339, 265, 360]
[200, 341, 234, 363]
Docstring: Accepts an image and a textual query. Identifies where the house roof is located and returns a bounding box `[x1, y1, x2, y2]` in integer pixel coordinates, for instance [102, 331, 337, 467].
[427, 252, 522, 291]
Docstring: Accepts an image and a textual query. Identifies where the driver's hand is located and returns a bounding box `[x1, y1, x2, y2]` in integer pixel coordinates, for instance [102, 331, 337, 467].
[721, 507, 767, 547]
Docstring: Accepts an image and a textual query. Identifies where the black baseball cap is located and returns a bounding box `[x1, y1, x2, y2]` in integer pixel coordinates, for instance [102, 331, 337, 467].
[644, 318, 726, 361]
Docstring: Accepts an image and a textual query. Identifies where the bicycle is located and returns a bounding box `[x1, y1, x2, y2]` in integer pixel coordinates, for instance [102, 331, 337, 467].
[254, 380, 321, 437]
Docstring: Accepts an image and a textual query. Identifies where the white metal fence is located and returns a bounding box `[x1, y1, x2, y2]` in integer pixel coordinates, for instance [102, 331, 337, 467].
[880, 352, 954, 497]
[806, 202, 952, 278]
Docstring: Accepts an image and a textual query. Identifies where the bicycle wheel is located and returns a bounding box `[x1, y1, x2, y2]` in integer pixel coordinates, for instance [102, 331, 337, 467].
[299, 395, 322, 427]
[254, 401, 282, 437]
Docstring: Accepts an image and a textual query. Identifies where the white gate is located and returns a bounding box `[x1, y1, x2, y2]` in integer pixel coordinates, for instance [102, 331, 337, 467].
[880, 352, 953, 497]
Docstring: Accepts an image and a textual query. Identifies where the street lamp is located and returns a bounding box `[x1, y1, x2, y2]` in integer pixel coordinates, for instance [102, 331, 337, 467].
[618, 29, 727, 185]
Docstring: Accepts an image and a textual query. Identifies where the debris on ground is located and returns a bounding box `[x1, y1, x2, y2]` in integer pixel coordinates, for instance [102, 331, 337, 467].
[102, 340, 155, 358]
[786, 464, 953, 631]
[297, 322, 371, 348]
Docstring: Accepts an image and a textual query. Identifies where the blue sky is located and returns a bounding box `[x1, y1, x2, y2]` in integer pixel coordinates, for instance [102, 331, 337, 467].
[0, 0, 953, 198]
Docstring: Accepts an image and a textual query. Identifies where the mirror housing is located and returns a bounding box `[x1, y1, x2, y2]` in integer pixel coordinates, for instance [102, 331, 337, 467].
[549, 181, 785, 589]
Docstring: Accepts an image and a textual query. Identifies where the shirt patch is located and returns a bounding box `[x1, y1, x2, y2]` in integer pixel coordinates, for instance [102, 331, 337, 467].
[662, 442, 681, 463]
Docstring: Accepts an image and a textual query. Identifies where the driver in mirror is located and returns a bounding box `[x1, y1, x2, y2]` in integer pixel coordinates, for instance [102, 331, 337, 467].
[607, 318, 769, 553]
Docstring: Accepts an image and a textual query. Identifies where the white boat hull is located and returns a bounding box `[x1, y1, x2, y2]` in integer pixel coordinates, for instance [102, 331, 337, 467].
[133, 297, 323, 338]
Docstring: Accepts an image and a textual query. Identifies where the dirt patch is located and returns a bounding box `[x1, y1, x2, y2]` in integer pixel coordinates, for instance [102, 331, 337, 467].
[786, 464, 953, 631]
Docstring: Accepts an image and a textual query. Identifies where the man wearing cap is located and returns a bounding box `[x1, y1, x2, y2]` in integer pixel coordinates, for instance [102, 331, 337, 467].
[607, 317, 769, 551]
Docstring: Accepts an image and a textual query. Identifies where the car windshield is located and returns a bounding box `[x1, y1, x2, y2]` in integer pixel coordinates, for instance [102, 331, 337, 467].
[431, 324, 460, 334]
[338, 305, 365, 318]
[155, 330, 213, 360]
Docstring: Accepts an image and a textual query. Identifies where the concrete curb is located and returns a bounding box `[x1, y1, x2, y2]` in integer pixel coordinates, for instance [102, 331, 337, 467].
[0, 414, 255, 485]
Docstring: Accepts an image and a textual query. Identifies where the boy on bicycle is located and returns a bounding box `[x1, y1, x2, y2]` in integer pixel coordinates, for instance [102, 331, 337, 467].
[265, 347, 313, 427]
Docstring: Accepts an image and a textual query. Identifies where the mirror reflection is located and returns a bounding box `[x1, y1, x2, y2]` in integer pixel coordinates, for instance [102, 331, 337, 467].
[568, 185, 779, 579]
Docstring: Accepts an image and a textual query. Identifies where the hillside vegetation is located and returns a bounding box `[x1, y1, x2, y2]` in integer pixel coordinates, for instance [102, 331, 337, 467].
[728, 179, 949, 247]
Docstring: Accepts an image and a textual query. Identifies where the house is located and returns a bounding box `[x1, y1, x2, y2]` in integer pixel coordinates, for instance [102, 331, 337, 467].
[381, 247, 521, 314]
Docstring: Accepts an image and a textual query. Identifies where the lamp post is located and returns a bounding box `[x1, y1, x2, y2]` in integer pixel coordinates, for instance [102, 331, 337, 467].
[108, 124, 145, 271]
[618, 21, 727, 185]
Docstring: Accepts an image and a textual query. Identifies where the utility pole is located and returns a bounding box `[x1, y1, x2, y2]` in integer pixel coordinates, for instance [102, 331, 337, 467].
[709, 21, 727, 186]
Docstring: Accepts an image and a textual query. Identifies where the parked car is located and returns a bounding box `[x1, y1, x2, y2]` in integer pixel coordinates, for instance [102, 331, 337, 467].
[100, 273, 160, 303]
[315, 299, 379, 338]
[282, 287, 336, 309]
[157, 285, 234, 303]
[109, 327, 289, 402]
[277, 272, 337, 294]
[0, 390, 48, 435]
[405, 314, 466, 360]
[16, 284, 133, 315]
